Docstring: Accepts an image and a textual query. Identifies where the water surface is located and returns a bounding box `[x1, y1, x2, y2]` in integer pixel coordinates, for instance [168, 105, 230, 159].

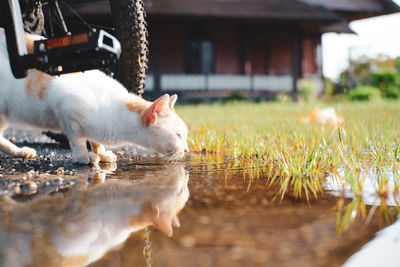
[0, 154, 392, 267]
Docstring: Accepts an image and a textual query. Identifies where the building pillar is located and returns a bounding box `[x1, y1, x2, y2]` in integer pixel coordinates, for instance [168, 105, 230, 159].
[291, 30, 302, 99]
[153, 24, 162, 93]
[316, 36, 325, 95]
[238, 23, 246, 75]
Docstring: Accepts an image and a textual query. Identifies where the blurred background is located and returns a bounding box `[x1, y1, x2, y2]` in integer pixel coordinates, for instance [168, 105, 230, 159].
[66, 0, 400, 102]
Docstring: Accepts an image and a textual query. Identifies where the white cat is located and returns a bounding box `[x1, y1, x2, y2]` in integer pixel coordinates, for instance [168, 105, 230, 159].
[0, 31, 188, 164]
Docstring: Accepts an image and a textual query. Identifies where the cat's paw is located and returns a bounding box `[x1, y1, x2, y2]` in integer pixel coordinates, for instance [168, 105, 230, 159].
[98, 151, 117, 163]
[17, 147, 36, 159]
[74, 152, 100, 165]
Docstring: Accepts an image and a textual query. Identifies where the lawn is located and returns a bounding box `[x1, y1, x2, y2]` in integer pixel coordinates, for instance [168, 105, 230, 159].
[176, 100, 400, 232]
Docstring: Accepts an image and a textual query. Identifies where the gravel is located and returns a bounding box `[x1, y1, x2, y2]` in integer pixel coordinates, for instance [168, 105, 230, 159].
[0, 127, 151, 199]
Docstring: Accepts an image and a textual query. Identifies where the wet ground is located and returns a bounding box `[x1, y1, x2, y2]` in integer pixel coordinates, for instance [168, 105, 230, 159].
[0, 129, 394, 267]
[91, 156, 382, 267]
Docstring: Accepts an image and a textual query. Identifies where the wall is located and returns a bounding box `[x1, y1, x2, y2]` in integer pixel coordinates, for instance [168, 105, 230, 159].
[302, 36, 318, 75]
[148, 21, 319, 78]
[268, 33, 293, 75]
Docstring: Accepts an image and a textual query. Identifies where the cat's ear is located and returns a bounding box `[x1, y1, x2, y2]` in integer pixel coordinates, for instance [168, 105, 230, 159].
[169, 94, 178, 110]
[152, 207, 173, 237]
[142, 94, 170, 126]
[172, 215, 180, 228]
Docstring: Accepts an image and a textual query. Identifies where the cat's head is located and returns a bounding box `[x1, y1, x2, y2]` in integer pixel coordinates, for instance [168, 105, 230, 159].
[149, 166, 190, 236]
[140, 94, 189, 159]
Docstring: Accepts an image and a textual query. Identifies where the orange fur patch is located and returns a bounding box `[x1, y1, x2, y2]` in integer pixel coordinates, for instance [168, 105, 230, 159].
[126, 98, 152, 126]
[25, 69, 54, 99]
[140, 106, 154, 126]
[90, 141, 101, 154]
[126, 98, 150, 113]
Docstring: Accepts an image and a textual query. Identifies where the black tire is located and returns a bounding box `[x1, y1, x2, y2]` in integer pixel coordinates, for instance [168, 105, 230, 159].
[110, 0, 149, 95]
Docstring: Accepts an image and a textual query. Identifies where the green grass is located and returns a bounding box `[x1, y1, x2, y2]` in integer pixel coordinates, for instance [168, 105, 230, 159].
[176, 101, 400, 231]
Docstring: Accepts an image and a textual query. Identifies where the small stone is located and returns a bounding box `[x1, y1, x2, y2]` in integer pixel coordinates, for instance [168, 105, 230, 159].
[10, 137, 16, 143]
[20, 181, 38, 195]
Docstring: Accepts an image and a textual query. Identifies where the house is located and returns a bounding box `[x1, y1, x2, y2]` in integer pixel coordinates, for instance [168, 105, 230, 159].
[67, 0, 400, 99]
[144, 0, 399, 99]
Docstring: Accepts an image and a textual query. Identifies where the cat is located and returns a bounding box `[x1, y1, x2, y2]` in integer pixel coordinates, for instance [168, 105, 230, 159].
[0, 30, 189, 164]
[0, 164, 189, 267]
[300, 107, 344, 126]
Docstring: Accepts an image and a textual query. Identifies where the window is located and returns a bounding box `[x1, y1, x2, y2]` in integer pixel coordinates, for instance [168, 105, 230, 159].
[184, 34, 214, 74]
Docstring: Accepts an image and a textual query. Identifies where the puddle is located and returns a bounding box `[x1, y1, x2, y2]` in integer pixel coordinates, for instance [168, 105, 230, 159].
[0, 154, 395, 266]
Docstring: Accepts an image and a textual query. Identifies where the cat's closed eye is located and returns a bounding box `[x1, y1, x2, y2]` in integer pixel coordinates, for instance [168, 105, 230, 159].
[177, 133, 182, 139]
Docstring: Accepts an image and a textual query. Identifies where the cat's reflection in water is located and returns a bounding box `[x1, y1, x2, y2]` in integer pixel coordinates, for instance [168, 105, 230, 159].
[0, 164, 189, 267]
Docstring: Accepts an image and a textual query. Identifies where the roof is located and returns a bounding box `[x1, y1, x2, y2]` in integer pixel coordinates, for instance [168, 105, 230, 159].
[144, 0, 340, 21]
[65, 0, 399, 20]
[298, 0, 400, 14]
[321, 21, 356, 33]
[64, 0, 400, 33]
